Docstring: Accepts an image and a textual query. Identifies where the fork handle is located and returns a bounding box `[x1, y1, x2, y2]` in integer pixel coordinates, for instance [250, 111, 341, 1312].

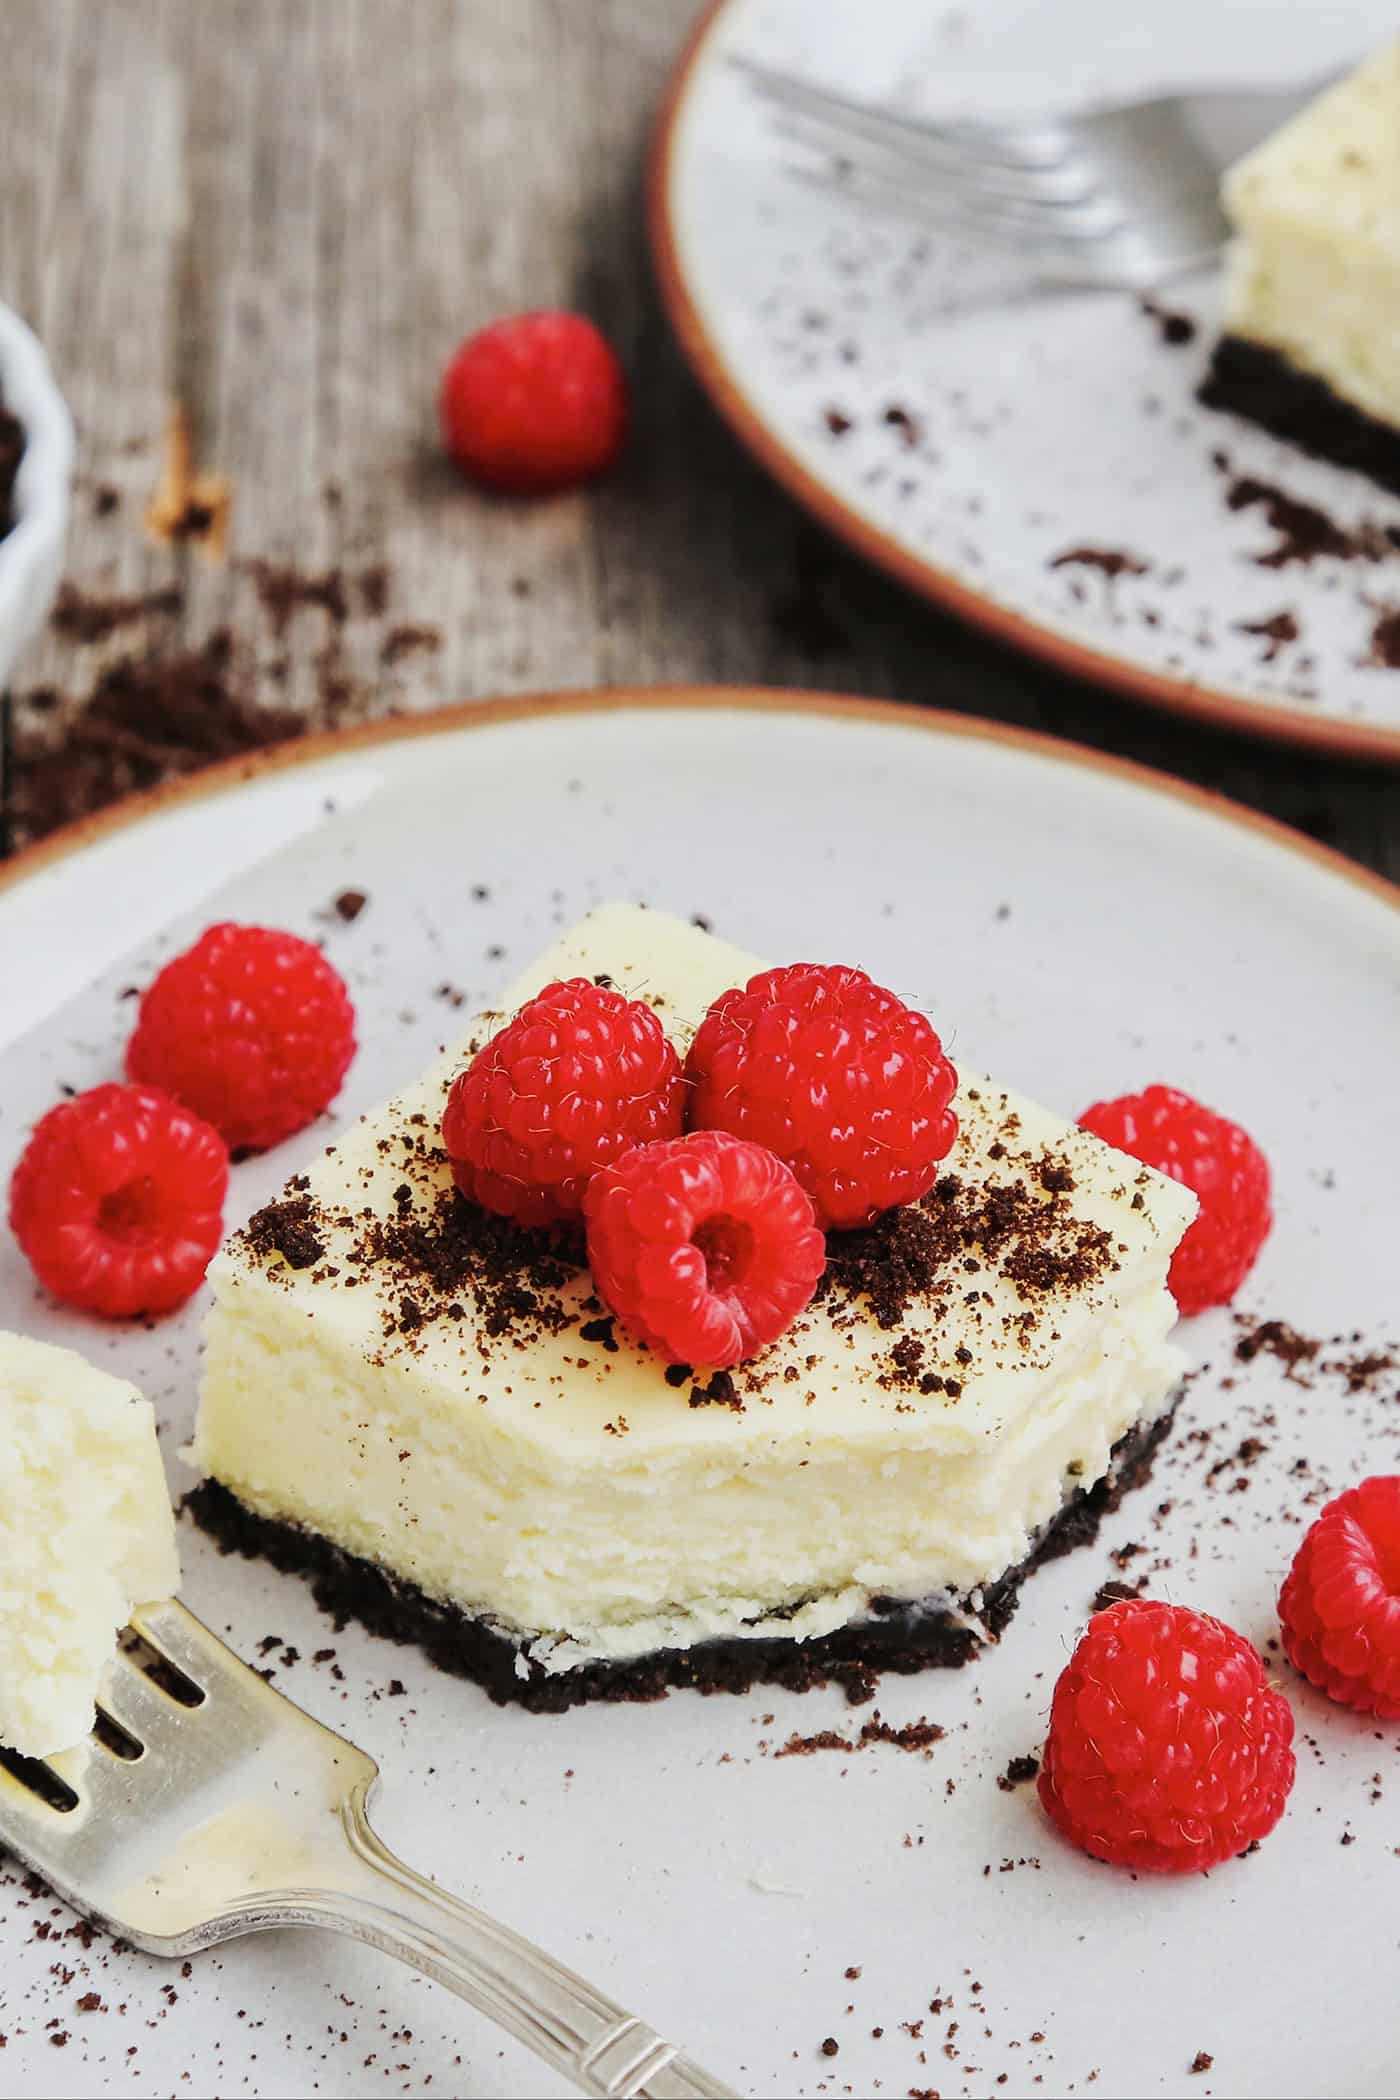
[289, 1782, 737, 2098]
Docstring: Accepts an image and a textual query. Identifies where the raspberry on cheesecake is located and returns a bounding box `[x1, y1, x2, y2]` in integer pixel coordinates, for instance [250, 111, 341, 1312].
[584, 1130, 826, 1367]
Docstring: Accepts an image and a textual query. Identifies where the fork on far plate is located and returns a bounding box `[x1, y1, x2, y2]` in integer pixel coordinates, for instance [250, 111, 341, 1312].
[0, 1600, 736, 2100]
[736, 56, 1329, 291]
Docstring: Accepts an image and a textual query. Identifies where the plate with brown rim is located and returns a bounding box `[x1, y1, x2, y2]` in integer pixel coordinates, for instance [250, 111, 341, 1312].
[651, 0, 1400, 759]
[1, 690, 1398, 2099]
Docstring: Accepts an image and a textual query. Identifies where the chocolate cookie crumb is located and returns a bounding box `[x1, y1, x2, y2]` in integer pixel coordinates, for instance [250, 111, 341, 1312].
[775, 1711, 944, 1758]
[1367, 605, 1400, 669]
[333, 888, 368, 922]
[1139, 298, 1197, 346]
[244, 1196, 327, 1271]
[1050, 546, 1149, 579]
[349, 1184, 582, 1343]
[5, 633, 304, 849]
[822, 1169, 1115, 1333]
[1234, 1318, 1320, 1375]
[1235, 609, 1300, 662]
[579, 1315, 619, 1352]
[882, 403, 920, 447]
[1224, 473, 1392, 568]
[1190, 2051, 1214, 2075]
[690, 1370, 742, 1412]
[997, 1753, 1040, 1791]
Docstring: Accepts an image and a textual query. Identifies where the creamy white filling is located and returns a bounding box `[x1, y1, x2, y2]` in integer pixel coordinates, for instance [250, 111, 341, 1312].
[523, 1304, 1182, 1672]
[1221, 41, 1400, 427]
[0, 1332, 180, 1756]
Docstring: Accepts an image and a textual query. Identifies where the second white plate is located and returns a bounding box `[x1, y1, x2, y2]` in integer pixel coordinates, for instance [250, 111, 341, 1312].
[653, 0, 1400, 756]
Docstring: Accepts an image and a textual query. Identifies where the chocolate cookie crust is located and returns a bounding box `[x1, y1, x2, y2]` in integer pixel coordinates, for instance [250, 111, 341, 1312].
[1201, 336, 1400, 499]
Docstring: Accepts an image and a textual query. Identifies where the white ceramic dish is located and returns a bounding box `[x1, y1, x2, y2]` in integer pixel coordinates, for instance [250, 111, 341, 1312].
[1, 691, 1398, 2100]
[0, 302, 72, 691]
[652, 0, 1400, 759]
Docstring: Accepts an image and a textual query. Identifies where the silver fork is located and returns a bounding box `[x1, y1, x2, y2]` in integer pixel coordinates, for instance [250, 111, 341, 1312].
[0, 1600, 736, 2100]
[736, 55, 1330, 290]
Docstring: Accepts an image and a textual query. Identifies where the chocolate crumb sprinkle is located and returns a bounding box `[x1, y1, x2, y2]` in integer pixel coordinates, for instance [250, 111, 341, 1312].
[244, 1196, 326, 1271]
[1050, 545, 1149, 579]
[579, 1315, 619, 1352]
[690, 1370, 742, 1412]
[821, 1168, 1115, 1334]
[997, 1753, 1040, 1791]
[1235, 1318, 1320, 1374]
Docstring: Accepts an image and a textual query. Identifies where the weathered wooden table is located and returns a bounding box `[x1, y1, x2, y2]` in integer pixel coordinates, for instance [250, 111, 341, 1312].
[3, 0, 1398, 876]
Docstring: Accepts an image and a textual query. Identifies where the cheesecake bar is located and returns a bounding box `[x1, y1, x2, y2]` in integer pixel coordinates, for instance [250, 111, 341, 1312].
[189, 905, 1196, 1709]
[0, 1332, 180, 1756]
[1201, 43, 1400, 492]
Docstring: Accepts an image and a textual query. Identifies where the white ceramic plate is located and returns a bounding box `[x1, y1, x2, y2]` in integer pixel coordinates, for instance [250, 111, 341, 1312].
[2, 693, 1399, 2100]
[652, 0, 1400, 759]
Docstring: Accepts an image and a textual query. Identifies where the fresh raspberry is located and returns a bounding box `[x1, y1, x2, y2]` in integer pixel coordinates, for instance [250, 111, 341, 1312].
[1078, 1084, 1270, 1316]
[1279, 1477, 1400, 1718]
[126, 922, 356, 1154]
[9, 1083, 228, 1318]
[443, 978, 684, 1226]
[1038, 1598, 1295, 1874]
[439, 312, 628, 493]
[684, 963, 957, 1230]
[584, 1130, 826, 1367]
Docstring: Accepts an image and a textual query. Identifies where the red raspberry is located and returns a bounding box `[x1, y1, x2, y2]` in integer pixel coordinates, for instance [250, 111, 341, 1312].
[126, 922, 356, 1155]
[1078, 1084, 1271, 1316]
[9, 1083, 228, 1318]
[1039, 1598, 1295, 1874]
[584, 1130, 826, 1367]
[443, 978, 684, 1226]
[1278, 1477, 1400, 1718]
[684, 963, 957, 1230]
[439, 312, 627, 493]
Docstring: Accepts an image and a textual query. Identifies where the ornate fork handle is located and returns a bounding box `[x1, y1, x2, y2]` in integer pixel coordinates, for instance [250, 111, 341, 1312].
[240, 1781, 737, 2098]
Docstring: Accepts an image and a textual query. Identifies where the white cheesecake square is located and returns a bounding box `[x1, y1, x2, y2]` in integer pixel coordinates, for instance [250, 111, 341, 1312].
[193, 905, 1195, 1688]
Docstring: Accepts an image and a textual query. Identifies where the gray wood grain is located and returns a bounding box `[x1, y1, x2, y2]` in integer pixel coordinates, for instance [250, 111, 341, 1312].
[2, 0, 1397, 877]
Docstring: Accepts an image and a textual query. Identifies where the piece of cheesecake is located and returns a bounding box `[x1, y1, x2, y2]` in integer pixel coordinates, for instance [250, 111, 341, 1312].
[1201, 42, 1400, 492]
[0, 1333, 180, 1757]
[190, 904, 1196, 1710]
